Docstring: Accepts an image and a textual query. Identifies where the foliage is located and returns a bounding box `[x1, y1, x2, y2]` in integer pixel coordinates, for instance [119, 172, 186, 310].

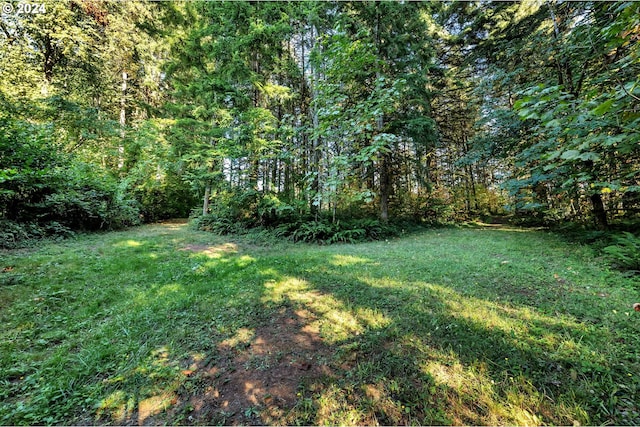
[0, 220, 71, 249]
[193, 193, 401, 244]
[460, 1, 640, 228]
[2, 0, 639, 242]
[192, 214, 247, 235]
[0, 117, 140, 247]
[256, 193, 302, 226]
[310, 2, 438, 220]
[130, 175, 196, 223]
[194, 214, 401, 245]
[603, 232, 640, 275]
[288, 218, 399, 244]
[43, 164, 141, 230]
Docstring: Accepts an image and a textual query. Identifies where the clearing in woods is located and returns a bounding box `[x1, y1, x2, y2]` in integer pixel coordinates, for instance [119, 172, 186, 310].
[1, 221, 639, 425]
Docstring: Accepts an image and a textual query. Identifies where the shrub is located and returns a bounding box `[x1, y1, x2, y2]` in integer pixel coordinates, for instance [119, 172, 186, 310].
[192, 190, 417, 244]
[291, 220, 337, 243]
[0, 220, 76, 249]
[0, 220, 35, 248]
[37, 164, 141, 231]
[192, 214, 248, 235]
[256, 193, 301, 226]
[288, 218, 400, 244]
[1, 117, 140, 245]
[131, 176, 198, 222]
[328, 227, 366, 244]
[603, 232, 640, 275]
[193, 207, 404, 245]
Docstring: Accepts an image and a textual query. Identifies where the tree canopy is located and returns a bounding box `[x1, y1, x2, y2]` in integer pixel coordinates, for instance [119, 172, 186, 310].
[1, 0, 638, 245]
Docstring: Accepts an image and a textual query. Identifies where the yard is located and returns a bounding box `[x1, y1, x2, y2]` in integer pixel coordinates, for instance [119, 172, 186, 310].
[1, 222, 639, 425]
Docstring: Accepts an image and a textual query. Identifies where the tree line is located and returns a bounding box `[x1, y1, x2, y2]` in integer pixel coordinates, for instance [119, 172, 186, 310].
[1, 0, 638, 246]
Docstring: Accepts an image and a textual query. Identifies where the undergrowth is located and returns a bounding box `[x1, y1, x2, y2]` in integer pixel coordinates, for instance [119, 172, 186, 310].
[193, 214, 410, 244]
[603, 232, 640, 275]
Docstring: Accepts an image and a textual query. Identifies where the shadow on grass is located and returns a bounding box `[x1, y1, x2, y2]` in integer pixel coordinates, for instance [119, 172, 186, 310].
[257, 269, 581, 425]
[7, 224, 636, 425]
[112, 248, 618, 425]
[271, 247, 634, 425]
[281, 246, 640, 425]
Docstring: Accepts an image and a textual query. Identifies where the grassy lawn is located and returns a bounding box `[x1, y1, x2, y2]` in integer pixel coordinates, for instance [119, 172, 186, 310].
[1, 221, 639, 425]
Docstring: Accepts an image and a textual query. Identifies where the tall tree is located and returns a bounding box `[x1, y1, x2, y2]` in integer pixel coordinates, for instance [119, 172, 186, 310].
[312, 1, 438, 221]
[452, 1, 640, 227]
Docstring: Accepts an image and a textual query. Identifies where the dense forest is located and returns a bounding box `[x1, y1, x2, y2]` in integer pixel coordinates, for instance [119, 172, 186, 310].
[1, 0, 639, 246]
[3, 2, 640, 425]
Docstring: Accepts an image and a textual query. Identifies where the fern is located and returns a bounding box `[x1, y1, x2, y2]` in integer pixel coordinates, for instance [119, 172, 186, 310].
[329, 228, 366, 244]
[603, 232, 640, 274]
[195, 210, 409, 245]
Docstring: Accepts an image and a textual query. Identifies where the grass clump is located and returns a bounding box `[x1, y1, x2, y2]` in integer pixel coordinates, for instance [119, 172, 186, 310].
[1, 222, 640, 425]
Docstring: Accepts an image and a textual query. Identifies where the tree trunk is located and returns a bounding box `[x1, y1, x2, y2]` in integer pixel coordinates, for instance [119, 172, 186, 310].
[309, 22, 321, 217]
[249, 159, 259, 191]
[310, 115, 320, 216]
[118, 71, 128, 170]
[284, 161, 292, 201]
[380, 153, 391, 223]
[464, 172, 471, 216]
[590, 193, 608, 230]
[202, 185, 211, 216]
[43, 36, 56, 84]
[371, 4, 391, 222]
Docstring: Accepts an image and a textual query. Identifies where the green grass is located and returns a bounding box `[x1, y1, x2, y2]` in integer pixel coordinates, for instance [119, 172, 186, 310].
[1, 222, 639, 425]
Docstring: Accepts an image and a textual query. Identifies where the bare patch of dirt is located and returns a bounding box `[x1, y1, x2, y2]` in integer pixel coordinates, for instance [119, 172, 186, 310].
[137, 393, 177, 424]
[160, 307, 334, 425]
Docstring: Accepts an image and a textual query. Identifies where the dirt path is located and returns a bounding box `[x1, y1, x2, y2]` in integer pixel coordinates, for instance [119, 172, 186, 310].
[128, 225, 334, 425]
[137, 306, 334, 426]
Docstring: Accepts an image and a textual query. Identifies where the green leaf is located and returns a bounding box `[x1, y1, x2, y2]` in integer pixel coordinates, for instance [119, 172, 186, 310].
[579, 152, 600, 162]
[600, 134, 626, 147]
[512, 98, 529, 110]
[560, 150, 581, 160]
[591, 99, 614, 116]
[517, 108, 539, 120]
